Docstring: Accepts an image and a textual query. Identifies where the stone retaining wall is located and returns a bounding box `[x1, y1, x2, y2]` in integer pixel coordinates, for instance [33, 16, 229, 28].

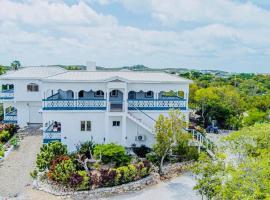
[34, 173, 160, 199]
[34, 161, 194, 199]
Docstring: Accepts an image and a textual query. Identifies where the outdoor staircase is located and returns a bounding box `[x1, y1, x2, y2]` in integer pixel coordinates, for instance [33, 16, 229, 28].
[126, 112, 154, 134]
[128, 107, 215, 157]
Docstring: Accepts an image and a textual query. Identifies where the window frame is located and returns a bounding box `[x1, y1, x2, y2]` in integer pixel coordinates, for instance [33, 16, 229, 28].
[94, 90, 104, 97]
[112, 121, 120, 127]
[110, 90, 118, 97]
[27, 83, 39, 92]
[145, 91, 153, 98]
[81, 120, 91, 131]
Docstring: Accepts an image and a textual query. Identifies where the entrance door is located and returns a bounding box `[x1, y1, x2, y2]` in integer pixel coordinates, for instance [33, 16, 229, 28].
[29, 106, 42, 124]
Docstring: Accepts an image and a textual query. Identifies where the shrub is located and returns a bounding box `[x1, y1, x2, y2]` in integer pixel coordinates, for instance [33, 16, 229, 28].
[36, 142, 68, 172]
[69, 173, 83, 188]
[4, 124, 18, 136]
[48, 158, 76, 185]
[117, 164, 137, 184]
[30, 169, 38, 179]
[173, 142, 199, 162]
[0, 150, 4, 157]
[99, 168, 119, 187]
[132, 145, 151, 158]
[77, 170, 90, 190]
[89, 171, 100, 189]
[76, 141, 96, 159]
[0, 130, 10, 143]
[94, 143, 131, 166]
[10, 135, 20, 148]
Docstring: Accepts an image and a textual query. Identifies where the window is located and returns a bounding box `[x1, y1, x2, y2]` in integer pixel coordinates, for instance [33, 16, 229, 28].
[27, 83, 39, 92]
[94, 90, 104, 97]
[78, 91, 84, 98]
[112, 121, 120, 127]
[145, 91, 153, 98]
[110, 90, 118, 97]
[81, 121, 91, 131]
[128, 91, 136, 100]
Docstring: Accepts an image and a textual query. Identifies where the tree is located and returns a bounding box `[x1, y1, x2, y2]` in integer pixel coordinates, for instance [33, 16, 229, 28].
[153, 110, 186, 174]
[11, 60, 21, 70]
[193, 123, 270, 199]
[0, 65, 6, 75]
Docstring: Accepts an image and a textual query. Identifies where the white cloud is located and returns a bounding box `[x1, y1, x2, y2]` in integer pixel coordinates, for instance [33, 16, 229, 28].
[0, 0, 270, 72]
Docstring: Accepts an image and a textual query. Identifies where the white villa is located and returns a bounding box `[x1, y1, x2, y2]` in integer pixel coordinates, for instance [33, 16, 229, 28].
[0, 64, 192, 151]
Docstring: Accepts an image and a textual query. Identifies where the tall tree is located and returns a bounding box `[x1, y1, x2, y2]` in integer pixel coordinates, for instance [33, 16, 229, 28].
[153, 110, 186, 174]
[11, 60, 21, 70]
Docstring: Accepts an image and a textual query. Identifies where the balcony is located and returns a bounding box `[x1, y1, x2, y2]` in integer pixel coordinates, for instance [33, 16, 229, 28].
[128, 99, 187, 110]
[3, 109, 17, 124]
[43, 99, 107, 111]
[0, 89, 14, 100]
[43, 121, 61, 143]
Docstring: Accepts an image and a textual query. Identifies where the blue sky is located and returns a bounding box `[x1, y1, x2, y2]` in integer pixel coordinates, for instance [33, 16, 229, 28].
[0, 0, 270, 72]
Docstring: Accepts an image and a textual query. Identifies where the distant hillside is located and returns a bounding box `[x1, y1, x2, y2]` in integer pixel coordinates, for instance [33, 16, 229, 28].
[55, 64, 230, 77]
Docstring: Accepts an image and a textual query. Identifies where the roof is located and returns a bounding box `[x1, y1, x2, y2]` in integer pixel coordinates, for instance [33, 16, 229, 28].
[43, 71, 192, 84]
[0, 66, 66, 80]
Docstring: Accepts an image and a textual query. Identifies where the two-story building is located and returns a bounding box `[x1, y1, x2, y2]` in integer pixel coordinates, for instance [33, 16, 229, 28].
[0, 65, 192, 151]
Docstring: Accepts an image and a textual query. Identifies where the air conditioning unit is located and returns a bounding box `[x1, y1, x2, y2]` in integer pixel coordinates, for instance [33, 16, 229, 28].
[135, 135, 146, 141]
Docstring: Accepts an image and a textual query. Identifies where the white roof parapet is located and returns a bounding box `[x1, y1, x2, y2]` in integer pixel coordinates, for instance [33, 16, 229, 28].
[0, 66, 66, 80]
[42, 71, 193, 84]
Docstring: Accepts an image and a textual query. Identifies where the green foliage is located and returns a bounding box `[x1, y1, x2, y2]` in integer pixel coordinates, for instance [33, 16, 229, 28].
[117, 164, 137, 184]
[36, 142, 68, 172]
[30, 169, 38, 179]
[0, 130, 10, 143]
[193, 123, 270, 199]
[49, 159, 76, 185]
[242, 109, 269, 126]
[76, 140, 96, 159]
[153, 110, 187, 173]
[77, 170, 90, 190]
[10, 135, 20, 148]
[0, 143, 4, 157]
[94, 143, 131, 166]
[11, 60, 21, 70]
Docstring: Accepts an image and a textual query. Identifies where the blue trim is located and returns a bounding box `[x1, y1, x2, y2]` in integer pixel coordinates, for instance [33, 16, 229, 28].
[43, 107, 106, 111]
[43, 139, 61, 144]
[2, 89, 14, 93]
[0, 97, 14, 100]
[128, 99, 186, 101]
[43, 98, 106, 101]
[3, 120, 17, 124]
[128, 107, 187, 111]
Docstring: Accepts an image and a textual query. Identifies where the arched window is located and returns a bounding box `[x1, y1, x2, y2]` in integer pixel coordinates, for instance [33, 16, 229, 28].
[27, 83, 39, 92]
[128, 91, 136, 99]
[145, 91, 154, 98]
[94, 90, 104, 97]
[78, 90, 84, 98]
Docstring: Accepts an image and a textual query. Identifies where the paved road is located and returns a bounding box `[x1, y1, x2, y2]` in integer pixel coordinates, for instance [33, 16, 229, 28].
[104, 173, 200, 200]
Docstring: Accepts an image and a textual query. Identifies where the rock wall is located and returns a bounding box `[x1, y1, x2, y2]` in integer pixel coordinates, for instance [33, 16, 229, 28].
[34, 161, 194, 199]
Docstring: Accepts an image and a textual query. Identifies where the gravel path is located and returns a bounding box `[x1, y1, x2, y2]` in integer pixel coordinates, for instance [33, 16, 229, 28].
[0, 134, 42, 198]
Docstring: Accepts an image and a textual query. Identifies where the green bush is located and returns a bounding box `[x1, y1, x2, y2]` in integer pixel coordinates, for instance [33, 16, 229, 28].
[36, 142, 68, 172]
[117, 164, 137, 184]
[76, 141, 96, 159]
[94, 143, 131, 166]
[173, 141, 199, 161]
[0, 150, 4, 157]
[10, 135, 20, 148]
[30, 169, 38, 179]
[77, 170, 90, 190]
[48, 159, 76, 185]
[0, 130, 10, 143]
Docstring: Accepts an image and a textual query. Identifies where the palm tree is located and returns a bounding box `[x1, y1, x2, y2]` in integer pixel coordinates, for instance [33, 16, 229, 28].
[11, 60, 21, 70]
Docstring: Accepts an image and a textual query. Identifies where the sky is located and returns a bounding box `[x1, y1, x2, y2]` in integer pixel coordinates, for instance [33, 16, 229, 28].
[0, 0, 270, 73]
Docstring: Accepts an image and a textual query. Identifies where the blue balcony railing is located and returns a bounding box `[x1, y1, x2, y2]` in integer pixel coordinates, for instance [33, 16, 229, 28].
[43, 123, 61, 144]
[128, 99, 187, 110]
[0, 89, 14, 100]
[3, 110, 17, 124]
[43, 99, 107, 110]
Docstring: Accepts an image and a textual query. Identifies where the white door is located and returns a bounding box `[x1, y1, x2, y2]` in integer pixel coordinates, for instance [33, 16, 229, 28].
[29, 106, 42, 124]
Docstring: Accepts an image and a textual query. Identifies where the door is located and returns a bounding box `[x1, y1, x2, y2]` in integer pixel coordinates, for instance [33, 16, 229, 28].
[29, 106, 42, 124]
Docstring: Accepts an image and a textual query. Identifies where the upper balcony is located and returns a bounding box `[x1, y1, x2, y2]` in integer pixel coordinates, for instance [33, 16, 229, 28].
[42, 89, 188, 111]
[0, 84, 14, 100]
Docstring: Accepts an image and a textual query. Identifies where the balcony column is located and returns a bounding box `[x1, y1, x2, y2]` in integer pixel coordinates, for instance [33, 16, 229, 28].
[121, 115, 127, 146]
[185, 90, 189, 110]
